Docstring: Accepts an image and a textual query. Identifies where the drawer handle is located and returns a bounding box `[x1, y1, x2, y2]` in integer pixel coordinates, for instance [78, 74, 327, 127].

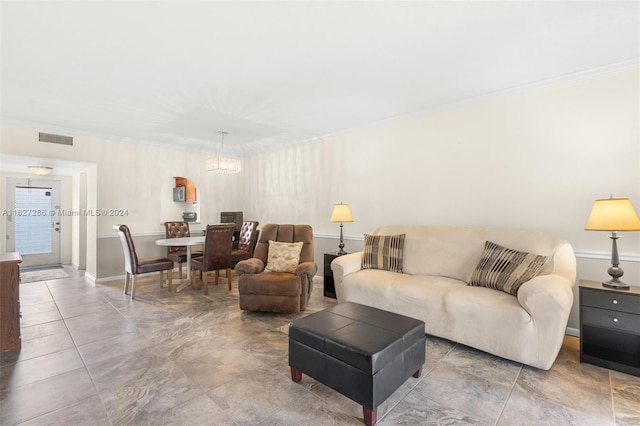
[612, 299, 618, 305]
[612, 317, 619, 323]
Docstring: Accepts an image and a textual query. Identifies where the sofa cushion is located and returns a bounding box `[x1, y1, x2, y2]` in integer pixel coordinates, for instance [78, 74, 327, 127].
[362, 234, 405, 273]
[265, 240, 303, 273]
[468, 241, 548, 295]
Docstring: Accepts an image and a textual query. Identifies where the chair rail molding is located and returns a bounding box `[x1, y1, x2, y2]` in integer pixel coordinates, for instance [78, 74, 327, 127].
[574, 251, 640, 263]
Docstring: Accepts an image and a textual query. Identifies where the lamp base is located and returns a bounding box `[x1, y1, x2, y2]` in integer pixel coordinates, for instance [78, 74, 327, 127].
[602, 280, 630, 290]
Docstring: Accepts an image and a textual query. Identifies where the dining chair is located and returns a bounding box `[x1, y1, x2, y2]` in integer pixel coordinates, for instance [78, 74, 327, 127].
[164, 221, 202, 279]
[190, 224, 235, 295]
[115, 224, 174, 298]
[232, 221, 260, 266]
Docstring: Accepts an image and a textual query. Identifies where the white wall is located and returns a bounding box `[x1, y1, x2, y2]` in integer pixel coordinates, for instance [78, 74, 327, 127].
[241, 71, 639, 257]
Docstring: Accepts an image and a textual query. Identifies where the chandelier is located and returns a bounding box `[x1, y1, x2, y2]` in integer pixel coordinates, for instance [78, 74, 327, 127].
[206, 130, 241, 173]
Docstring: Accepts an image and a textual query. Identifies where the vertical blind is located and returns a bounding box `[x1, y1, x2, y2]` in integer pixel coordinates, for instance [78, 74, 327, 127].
[15, 186, 52, 255]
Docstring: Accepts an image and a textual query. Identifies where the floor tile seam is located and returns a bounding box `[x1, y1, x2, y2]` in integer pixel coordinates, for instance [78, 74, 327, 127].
[81, 349, 138, 426]
[375, 378, 426, 425]
[23, 284, 88, 370]
[424, 340, 458, 375]
[17, 327, 71, 345]
[420, 359, 514, 425]
[0, 365, 91, 400]
[492, 363, 523, 426]
[608, 371, 620, 423]
[90, 283, 177, 339]
[25, 282, 108, 403]
[6, 392, 112, 426]
[256, 389, 326, 426]
[168, 357, 260, 422]
[508, 379, 617, 423]
[512, 366, 615, 405]
[0, 344, 81, 380]
[439, 352, 522, 389]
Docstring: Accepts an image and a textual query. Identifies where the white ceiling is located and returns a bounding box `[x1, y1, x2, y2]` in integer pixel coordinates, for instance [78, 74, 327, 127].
[1, 1, 638, 158]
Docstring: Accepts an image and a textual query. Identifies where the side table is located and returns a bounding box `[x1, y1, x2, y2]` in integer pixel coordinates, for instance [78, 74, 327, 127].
[579, 280, 640, 377]
[324, 253, 343, 299]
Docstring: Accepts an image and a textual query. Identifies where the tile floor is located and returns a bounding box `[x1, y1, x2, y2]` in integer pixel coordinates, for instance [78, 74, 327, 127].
[1, 267, 639, 426]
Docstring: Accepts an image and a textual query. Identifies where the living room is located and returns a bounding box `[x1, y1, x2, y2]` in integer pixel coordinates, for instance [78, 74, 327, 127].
[1, 1, 639, 425]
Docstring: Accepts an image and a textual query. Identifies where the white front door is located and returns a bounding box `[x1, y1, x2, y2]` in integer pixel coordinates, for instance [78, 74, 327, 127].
[5, 177, 62, 267]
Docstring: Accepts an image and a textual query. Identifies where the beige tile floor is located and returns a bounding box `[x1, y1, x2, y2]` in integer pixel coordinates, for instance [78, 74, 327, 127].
[1, 267, 639, 426]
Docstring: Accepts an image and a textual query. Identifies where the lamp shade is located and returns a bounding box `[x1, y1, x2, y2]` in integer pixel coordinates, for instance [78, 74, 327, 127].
[585, 198, 640, 231]
[330, 203, 353, 223]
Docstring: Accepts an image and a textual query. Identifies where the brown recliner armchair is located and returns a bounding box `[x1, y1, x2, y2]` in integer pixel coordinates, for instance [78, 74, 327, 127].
[235, 224, 317, 313]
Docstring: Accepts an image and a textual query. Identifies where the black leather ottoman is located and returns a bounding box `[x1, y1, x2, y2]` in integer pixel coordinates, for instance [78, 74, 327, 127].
[288, 302, 426, 425]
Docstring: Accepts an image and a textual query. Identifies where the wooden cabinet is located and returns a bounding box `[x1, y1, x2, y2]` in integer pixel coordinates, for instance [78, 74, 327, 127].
[1, 252, 22, 352]
[174, 177, 197, 203]
[579, 280, 640, 377]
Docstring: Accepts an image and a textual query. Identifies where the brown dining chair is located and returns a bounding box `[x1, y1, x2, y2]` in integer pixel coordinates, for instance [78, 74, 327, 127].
[164, 221, 202, 279]
[232, 221, 259, 266]
[190, 224, 235, 295]
[115, 224, 174, 298]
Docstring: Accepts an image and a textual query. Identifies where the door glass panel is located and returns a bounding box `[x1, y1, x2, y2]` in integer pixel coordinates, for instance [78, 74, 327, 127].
[14, 186, 52, 255]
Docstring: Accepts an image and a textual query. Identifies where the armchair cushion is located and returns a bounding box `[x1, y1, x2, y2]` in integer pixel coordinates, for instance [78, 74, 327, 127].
[265, 241, 303, 273]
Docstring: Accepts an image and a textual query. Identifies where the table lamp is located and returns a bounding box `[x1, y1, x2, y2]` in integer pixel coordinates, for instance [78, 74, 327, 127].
[585, 196, 640, 289]
[331, 203, 353, 255]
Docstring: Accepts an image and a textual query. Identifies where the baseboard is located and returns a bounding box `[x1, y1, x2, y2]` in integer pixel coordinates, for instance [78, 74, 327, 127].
[95, 267, 181, 284]
[565, 327, 580, 337]
[85, 271, 97, 284]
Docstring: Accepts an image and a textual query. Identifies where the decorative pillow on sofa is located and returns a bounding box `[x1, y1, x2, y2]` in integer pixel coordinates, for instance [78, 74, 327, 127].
[468, 241, 548, 296]
[362, 234, 405, 273]
[265, 240, 303, 273]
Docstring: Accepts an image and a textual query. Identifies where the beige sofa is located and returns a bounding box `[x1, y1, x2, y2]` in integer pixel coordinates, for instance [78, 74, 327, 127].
[331, 226, 577, 370]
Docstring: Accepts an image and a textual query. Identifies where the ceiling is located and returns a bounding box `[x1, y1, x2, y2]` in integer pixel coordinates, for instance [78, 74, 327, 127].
[1, 1, 638, 158]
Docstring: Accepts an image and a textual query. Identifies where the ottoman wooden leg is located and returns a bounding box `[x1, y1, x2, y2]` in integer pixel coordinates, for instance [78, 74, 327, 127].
[290, 367, 302, 382]
[413, 367, 422, 378]
[363, 407, 377, 426]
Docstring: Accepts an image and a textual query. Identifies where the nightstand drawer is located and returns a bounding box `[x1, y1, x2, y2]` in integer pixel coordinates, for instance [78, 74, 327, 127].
[581, 288, 640, 314]
[582, 306, 640, 334]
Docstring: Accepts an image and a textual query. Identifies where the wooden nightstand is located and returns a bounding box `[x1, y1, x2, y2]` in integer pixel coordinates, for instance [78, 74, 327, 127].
[579, 280, 640, 377]
[324, 253, 343, 299]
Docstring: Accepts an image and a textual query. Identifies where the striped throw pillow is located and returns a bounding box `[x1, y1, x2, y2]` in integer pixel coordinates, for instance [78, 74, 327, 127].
[469, 241, 548, 296]
[362, 234, 405, 273]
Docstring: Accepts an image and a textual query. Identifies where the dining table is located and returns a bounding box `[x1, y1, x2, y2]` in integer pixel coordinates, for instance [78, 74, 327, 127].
[155, 235, 205, 292]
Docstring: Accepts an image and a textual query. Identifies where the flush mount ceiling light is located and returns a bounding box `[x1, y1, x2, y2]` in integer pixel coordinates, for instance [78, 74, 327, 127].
[28, 166, 53, 175]
[206, 130, 241, 173]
